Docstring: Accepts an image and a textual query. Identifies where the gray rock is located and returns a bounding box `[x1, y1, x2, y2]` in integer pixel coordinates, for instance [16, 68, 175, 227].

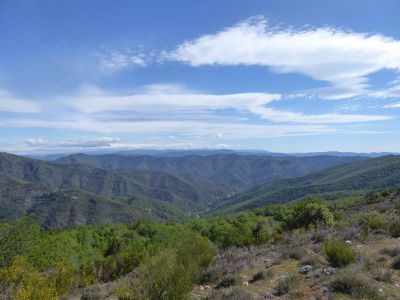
[306, 267, 335, 279]
[299, 265, 313, 274]
[263, 292, 274, 299]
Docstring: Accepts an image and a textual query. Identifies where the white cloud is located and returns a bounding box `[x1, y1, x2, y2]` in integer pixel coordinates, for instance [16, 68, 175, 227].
[62, 88, 281, 114]
[254, 106, 391, 124]
[0, 89, 41, 113]
[384, 102, 400, 108]
[0, 83, 392, 146]
[0, 117, 337, 138]
[97, 50, 148, 74]
[2, 138, 236, 154]
[60, 85, 390, 124]
[371, 84, 400, 98]
[55, 137, 121, 148]
[166, 16, 400, 99]
[24, 138, 45, 146]
[21, 137, 121, 151]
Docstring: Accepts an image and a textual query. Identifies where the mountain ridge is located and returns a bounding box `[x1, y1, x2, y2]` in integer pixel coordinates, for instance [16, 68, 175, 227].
[211, 155, 400, 214]
[54, 153, 367, 192]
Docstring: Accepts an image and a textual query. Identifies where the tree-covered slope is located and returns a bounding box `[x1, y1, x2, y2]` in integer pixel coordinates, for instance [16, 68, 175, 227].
[0, 152, 215, 210]
[55, 153, 366, 192]
[0, 170, 189, 228]
[211, 155, 400, 213]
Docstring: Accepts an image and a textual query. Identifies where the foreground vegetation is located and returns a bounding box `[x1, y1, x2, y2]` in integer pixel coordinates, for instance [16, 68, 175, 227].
[1, 188, 400, 299]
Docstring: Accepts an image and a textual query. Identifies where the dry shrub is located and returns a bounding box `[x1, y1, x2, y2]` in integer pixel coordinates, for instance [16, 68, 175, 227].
[371, 267, 393, 283]
[380, 246, 400, 257]
[299, 253, 327, 267]
[389, 220, 400, 237]
[208, 287, 256, 300]
[283, 247, 304, 260]
[311, 227, 335, 243]
[275, 275, 300, 296]
[330, 268, 383, 299]
[249, 271, 266, 283]
[216, 274, 240, 289]
[391, 256, 400, 270]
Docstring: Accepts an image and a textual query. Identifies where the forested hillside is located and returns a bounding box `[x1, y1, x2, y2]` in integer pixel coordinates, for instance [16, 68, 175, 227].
[0, 171, 188, 228]
[212, 155, 400, 213]
[0, 152, 218, 211]
[55, 153, 365, 192]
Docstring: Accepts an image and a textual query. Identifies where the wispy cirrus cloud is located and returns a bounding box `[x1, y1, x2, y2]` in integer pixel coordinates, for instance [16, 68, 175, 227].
[165, 16, 400, 100]
[1, 136, 233, 154]
[0, 82, 392, 145]
[59, 84, 390, 124]
[372, 84, 400, 99]
[0, 89, 41, 113]
[384, 102, 400, 108]
[96, 50, 149, 75]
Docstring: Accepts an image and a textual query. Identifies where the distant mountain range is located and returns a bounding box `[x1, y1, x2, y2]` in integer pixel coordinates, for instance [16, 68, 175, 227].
[27, 149, 397, 160]
[55, 153, 366, 192]
[211, 155, 400, 214]
[2, 151, 400, 228]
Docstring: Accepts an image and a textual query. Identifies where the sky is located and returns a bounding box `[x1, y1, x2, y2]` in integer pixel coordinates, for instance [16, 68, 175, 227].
[1, 0, 400, 154]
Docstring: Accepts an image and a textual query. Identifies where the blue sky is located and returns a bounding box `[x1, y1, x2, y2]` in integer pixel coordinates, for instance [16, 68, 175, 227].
[1, 0, 400, 154]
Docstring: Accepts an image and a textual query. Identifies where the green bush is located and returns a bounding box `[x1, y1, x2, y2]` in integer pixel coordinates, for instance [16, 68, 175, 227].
[124, 233, 217, 300]
[0, 215, 42, 268]
[358, 212, 386, 230]
[289, 199, 334, 229]
[324, 239, 356, 267]
[0, 256, 59, 300]
[137, 250, 194, 300]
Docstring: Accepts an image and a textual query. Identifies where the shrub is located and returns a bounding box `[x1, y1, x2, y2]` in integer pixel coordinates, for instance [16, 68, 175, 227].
[330, 270, 382, 299]
[380, 246, 400, 257]
[299, 253, 326, 267]
[198, 269, 220, 285]
[324, 239, 356, 267]
[249, 271, 265, 283]
[372, 268, 392, 283]
[137, 250, 194, 300]
[275, 275, 300, 296]
[391, 257, 400, 270]
[216, 274, 239, 289]
[49, 261, 75, 294]
[285, 247, 304, 260]
[265, 268, 274, 278]
[0, 256, 59, 300]
[389, 220, 400, 238]
[290, 199, 334, 229]
[358, 212, 386, 230]
[0, 215, 42, 268]
[208, 287, 255, 300]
